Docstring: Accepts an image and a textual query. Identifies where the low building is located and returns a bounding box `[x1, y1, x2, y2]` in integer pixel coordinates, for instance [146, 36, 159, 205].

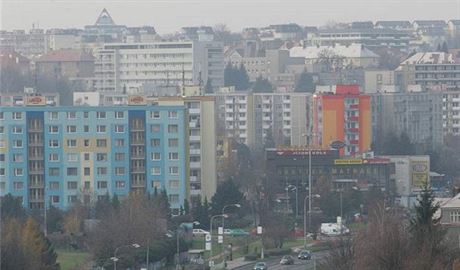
[439, 193, 460, 247]
[364, 70, 398, 93]
[36, 49, 94, 79]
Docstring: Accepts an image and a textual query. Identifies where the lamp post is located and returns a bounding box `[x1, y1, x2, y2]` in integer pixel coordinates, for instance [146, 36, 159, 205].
[209, 214, 228, 263]
[111, 243, 141, 270]
[304, 194, 320, 248]
[222, 204, 241, 266]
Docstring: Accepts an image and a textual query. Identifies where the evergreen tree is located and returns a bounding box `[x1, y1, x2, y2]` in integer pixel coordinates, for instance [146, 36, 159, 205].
[183, 199, 190, 215]
[436, 43, 442, 52]
[201, 197, 211, 229]
[210, 178, 244, 216]
[441, 41, 448, 53]
[205, 79, 213, 94]
[1, 193, 26, 220]
[252, 76, 273, 92]
[224, 62, 236, 87]
[295, 71, 315, 93]
[95, 192, 112, 218]
[111, 193, 120, 210]
[237, 64, 250, 91]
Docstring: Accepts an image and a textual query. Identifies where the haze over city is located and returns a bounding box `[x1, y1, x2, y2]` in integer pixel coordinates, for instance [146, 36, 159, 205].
[1, 0, 459, 33]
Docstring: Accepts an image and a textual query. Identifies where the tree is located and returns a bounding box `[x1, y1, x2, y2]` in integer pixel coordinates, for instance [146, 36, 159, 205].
[323, 238, 355, 270]
[252, 76, 273, 92]
[237, 64, 250, 91]
[46, 205, 64, 233]
[210, 178, 244, 216]
[441, 41, 449, 53]
[95, 193, 112, 218]
[294, 71, 315, 93]
[262, 212, 292, 248]
[1, 193, 26, 220]
[1, 218, 28, 269]
[224, 63, 250, 91]
[183, 199, 190, 215]
[205, 79, 213, 94]
[111, 193, 120, 210]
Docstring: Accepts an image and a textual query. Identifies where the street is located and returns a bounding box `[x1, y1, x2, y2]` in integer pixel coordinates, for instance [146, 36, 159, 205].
[232, 250, 329, 270]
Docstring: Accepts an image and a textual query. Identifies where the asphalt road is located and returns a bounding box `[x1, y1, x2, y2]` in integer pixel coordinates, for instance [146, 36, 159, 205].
[232, 250, 329, 270]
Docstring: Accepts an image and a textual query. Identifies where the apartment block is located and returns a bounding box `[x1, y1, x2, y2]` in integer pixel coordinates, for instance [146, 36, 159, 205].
[0, 105, 188, 213]
[442, 91, 460, 136]
[312, 85, 372, 156]
[93, 40, 224, 93]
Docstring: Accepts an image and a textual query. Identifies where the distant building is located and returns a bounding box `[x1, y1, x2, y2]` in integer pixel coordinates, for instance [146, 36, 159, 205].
[396, 52, 460, 91]
[0, 29, 47, 57]
[36, 49, 94, 79]
[93, 40, 224, 93]
[46, 28, 83, 51]
[439, 193, 460, 247]
[442, 91, 460, 136]
[260, 24, 303, 41]
[312, 85, 372, 156]
[0, 49, 30, 79]
[0, 92, 59, 107]
[83, 8, 128, 43]
[364, 70, 397, 93]
[371, 91, 443, 148]
[412, 20, 447, 31]
[181, 26, 214, 41]
[375, 21, 413, 31]
[0, 105, 188, 213]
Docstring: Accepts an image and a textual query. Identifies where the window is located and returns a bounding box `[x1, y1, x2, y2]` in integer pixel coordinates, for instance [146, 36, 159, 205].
[115, 111, 124, 119]
[96, 153, 107, 161]
[49, 126, 59, 133]
[67, 167, 78, 176]
[169, 166, 179, 175]
[49, 182, 59, 190]
[115, 167, 125, 175]
[84, 153, 90, 161]
[97, 181, 107, 189]
[152, 181, 161, 189]
[151, 139, 160, 147]
[0, 168, 4, 176]
[97, 167, 107, 175]
[97, 139, 107, 147]
[169, 152, 179, 160]
[51, 196, 60, 203]
[96, 112, 106, 119]
[84, 181, 90, 190]
[169, 194, 179, 204]
[0, 112, 3, 119]
[49, 168, 60, 176]
[12, 112, 22, 120]
[115, 125, 124, 133]
[13, 154, 23, 162]
[152, 167, 161, 175]
[0, 126, 3, 134]
[66, 125, 77, 133]
[116, 181, 126, 189]
[83, 112, 89, 119]
[84, 167, 91, 176]
[67, 139, 77, 148]
[97, 125, 106, 133]
[168, 111, 178, 118]
[115, 139, 124, 147]
[13, 182, 24, 190]
[168, 124, 178, 133]
[13, 140, 23, 148]
[152, 152, 161, 160]
[68, 195, 78, 203]
[0, 154, 4, 162]
[14, 168, 23, 176]
[84, 139, 90, 147]
[67, 112, 76, 119]
[115, 153, 125, 161]
[12, 126, 23, 134]
[67, 181, 78, 190]
[168, 138, 179, 147]
[450, 211, 460, 223]
[151, 111, 160, 119]
[49, 153, 59, 162]
[84, 125, 89, 132]
[169, 180, 179, 189]
[49, 140, 59, 148]
[151, 124, 161, 133]
[49, 112, 58, 120]
[68, 153, 78, 162]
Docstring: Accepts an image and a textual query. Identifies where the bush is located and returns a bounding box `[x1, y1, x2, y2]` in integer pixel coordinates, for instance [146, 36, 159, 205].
[244, 254, 259, 261]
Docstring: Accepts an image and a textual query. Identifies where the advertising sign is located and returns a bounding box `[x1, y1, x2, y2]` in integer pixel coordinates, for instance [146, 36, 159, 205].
[275, 149, 332, 156]
[334, 159, 363, 165]
[26, 96, 46, 106]
[128, 95, 147, 105]
[411, 160, 429, 188]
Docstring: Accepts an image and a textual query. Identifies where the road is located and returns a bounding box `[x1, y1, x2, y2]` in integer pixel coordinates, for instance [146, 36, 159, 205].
[232, 250, 329, 270]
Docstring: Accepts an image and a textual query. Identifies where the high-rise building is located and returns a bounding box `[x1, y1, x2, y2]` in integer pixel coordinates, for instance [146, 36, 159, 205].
[312, 85, 372, 156]
[93, 40, 224, 93]
[0, 105, 188, 214]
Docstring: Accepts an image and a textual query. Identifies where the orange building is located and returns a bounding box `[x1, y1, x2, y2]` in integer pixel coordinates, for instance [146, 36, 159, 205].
[312, 85, 371, 156]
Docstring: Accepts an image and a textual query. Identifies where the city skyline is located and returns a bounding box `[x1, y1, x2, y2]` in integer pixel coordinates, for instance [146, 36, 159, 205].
[1, 0, 459, 33]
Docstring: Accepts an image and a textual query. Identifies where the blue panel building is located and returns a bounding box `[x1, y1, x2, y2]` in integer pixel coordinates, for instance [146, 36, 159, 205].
[0, 105, 188, 214]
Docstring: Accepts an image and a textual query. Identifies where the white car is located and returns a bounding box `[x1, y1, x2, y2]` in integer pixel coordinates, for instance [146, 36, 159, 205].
[192, 229, 210, 236]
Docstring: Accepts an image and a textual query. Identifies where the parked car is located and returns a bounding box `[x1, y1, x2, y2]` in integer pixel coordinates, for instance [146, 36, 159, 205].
[298, 250, 312, 260]
[253, 262, 268, 270]
[192, 229, 209, 236]
[280, 255, 295, 265]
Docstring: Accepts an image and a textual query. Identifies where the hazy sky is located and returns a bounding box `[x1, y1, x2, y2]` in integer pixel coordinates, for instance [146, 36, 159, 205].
[1, 0, 459, 34]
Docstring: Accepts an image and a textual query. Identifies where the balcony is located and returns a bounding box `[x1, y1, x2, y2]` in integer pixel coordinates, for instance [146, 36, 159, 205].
[29, 169, 44, 174]
[189, 108, 200, 114]
[29, 155, 44, 160]
[189, 135, 201, 141]
[130, 139, 145, 145]
[190, 162, 201, 169]
[28, 127, 43, 132]
[190, 189, 201, 195]
[347, 116, 359, 121]
[190, 149, 201, 155]
[29, 141, 44, 147]
[131, 167, 146, 173]
[190, 176, 201, 182]
[348, 128, 359, 133]
[131, 154, 145, 159]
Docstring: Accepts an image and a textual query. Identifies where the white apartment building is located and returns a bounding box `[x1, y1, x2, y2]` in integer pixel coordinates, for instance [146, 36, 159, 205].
[93, 41, 224, 93]
[442, 91, 460, 136]
[213, 91, 310, 149]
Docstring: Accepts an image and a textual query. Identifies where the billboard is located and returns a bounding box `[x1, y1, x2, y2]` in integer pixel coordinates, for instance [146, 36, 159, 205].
[334, 159, 363, 165]
[411, 160, 429, 188]
[275, 149, 333, 156]
[128, 95, 147, 105]
[26, 96, 46, 106]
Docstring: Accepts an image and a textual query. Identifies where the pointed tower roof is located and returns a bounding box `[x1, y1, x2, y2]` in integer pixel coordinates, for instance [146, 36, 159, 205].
[95, 8, 115, 26]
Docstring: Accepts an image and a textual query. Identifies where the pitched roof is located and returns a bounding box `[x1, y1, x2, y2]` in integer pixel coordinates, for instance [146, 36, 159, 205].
[398, 52, 455, 66]
[95, 8, 115, 26]
[289, 43, 379, 59]
[37, 49, 94, 62]
[441, 193, 460, 208]
[0, 49, 30, 65]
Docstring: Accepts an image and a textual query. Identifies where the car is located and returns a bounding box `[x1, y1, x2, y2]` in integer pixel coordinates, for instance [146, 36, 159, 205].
[298, 250, 312, 260]
[192, 229, 209, 236]
[280, 255, 295, 265]
[253, 262, 267, 270]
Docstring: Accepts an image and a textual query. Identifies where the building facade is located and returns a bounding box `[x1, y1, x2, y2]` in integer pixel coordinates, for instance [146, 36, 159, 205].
[93, 40, 224, 93]
[0, 105, 188, 213]
[312, 85, 372, 156]
[443, 91, 460, 136]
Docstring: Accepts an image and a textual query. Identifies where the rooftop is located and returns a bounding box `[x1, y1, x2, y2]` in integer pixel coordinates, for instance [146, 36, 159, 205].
[398, 52, 456, 66]
[289, 43, 379, 59]
[440, 193, 460, 209]
[37, 49, 94, 62]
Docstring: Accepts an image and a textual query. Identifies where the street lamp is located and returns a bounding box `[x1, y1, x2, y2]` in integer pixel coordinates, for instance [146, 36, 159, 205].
[286, 185, 298, 218]
[209, 214, 228, 262]
[166, 221, 200, 270]
[222, 204, 241, 265]
[304, 193, 320, 248]
[111, 243, 141, 270]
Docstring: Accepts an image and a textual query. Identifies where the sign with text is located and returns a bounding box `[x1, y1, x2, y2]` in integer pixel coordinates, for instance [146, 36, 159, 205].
[275, 149, 333, 156]
[411, 160, 429, 188]
[26, 96, 46, 106]
[334, 159, 363, 165]
[128, 95, 147, 105]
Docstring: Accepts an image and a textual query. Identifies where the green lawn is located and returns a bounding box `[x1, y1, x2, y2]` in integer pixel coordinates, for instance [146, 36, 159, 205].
[56, 249, 90, 270]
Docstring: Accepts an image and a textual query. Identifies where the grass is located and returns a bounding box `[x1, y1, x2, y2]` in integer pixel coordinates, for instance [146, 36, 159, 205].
[56, 249, 90, 270]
